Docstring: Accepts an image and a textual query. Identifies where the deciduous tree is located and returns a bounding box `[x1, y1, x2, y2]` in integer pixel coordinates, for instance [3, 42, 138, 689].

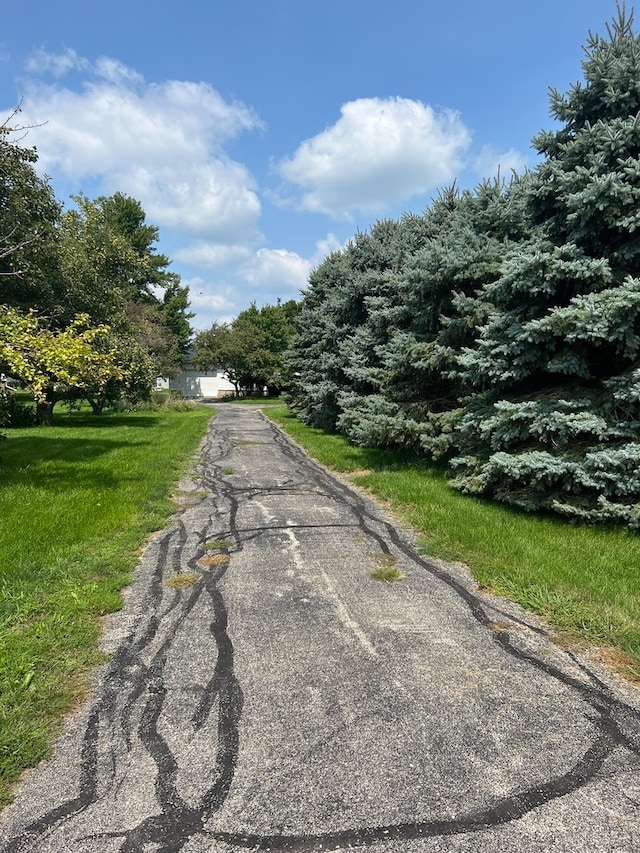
[0, 109, 63, 313]
[194, 300, 299, 396]
[0, 309, 126, 425]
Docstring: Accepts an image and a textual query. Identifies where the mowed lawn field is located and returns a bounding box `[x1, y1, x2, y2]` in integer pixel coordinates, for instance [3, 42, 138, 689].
[0, 404, 213, 807]
[266, 406, 640, 684]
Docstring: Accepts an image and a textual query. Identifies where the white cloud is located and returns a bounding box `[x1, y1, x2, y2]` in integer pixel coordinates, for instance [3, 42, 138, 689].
[179, 236, 337, 329]
[126, 160, 261, 240]
[474, 144, 529, 181]
[25, 47, 90, 78]
[15, 51, 263, 244]
[310, 233, 343, 266]
[277, 97, 472, 218]
[174, 242, 254, 269]
[241, 248, 311, 292]
[182, 278, 237, 330]
[187, 280, 236, 312]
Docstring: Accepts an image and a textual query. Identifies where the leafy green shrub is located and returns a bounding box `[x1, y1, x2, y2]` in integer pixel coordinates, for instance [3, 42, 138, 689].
[0, 389, 37, 428]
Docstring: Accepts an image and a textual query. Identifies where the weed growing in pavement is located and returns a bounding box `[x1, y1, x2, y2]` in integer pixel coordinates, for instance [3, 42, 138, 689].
[204, 539, 233, 550]
[370, 565, 405, 582]
[198, 554, 230, 567]
[166, 573, 200, 589]
[369, 554, 405, 582]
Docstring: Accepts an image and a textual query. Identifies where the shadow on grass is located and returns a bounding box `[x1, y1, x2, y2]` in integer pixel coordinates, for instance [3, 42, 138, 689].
[50, 413, 162, 429]
[269, 409, 622, 534]
[219, 396, 283, 406]
[276, 411, 439, 472]
[0, 435, 150, 491]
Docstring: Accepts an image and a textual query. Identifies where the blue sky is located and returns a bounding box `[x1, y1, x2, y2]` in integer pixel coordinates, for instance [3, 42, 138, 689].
[2, 0, 618, 329]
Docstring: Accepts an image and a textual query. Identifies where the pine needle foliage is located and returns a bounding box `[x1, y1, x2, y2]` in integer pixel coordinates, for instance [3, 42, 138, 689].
[451, 3, 640, 526]
[286, 4, 640, 530]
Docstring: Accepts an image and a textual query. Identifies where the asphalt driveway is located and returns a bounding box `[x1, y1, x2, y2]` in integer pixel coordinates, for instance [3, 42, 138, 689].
[1, 405, 639, 852]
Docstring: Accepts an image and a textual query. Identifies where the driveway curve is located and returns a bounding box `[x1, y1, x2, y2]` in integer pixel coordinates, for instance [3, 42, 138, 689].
[1, 405, 639, 852]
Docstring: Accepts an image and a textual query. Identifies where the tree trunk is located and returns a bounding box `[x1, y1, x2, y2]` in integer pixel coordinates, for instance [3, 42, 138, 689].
[86, 396, 106, 415]
[36, 399, 55, 426]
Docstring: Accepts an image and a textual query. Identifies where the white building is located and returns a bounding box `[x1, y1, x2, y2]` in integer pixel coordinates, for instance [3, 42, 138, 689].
[168, 367, 236, 399]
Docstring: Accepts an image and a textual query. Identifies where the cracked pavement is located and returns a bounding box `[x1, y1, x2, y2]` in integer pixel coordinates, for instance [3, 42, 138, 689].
[1, 404, 640, 852]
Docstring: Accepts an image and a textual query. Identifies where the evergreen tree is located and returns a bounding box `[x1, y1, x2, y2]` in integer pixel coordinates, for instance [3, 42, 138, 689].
[286, 245, 361, 428]
[336, 182, 529, 455]
[451, 5, 640, 528]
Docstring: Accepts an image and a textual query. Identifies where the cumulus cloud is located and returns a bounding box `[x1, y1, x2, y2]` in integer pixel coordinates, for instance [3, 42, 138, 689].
[240, 248, 311, 292]
[174, 242, 254, 269]
[182, 278, 237, 330]
[474, 144, 529, 181]
[277, 97, 472, 218]
[25, 47, 91, 78]
[186, 279, 236, 311]
[310, 233, 343, 266]
[180, 234, 340, 330]
[16, 51, 263, 244]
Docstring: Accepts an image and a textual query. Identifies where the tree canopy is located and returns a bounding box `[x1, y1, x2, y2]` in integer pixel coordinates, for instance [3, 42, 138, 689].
[0, 111, 63, 313]
[0, 118, 193, 424]
[287, 5, 640, 530]
[193, 300, 300, 396]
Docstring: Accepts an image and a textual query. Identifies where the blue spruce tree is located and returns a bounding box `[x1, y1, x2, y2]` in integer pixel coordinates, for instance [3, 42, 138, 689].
[451, 5, 640, 528]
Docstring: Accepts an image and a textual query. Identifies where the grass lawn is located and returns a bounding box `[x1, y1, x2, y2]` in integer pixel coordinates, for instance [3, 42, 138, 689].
[0, 404, 212, 807]
[266, 406, 640, 683]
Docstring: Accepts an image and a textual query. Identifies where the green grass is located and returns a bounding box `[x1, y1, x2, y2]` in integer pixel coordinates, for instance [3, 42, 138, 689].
[204, 539, 234, 550]
[0, 404, 213, 807]
[370, 555, 405, 583]
[267, 406, 640, 681]
[370, 566, 405, 582]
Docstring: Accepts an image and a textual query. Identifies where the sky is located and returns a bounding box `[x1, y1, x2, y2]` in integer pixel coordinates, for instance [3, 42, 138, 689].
[1, 0, 621, 330]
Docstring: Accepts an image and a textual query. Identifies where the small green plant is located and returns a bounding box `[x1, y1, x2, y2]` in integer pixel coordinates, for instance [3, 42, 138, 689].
[0, 389, 37, 428]
[222, 467, 234, 475]
[369, 554, 404, 582]
[166, 572, 199, 589]
[370, 565, 405, 582]
[203, 539, 233, 550]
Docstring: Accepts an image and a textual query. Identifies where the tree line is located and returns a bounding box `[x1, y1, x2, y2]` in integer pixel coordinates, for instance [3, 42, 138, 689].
[192, 299, 300, 396]
[0, 108, 192, 428]
[286, 6, 640, 530]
